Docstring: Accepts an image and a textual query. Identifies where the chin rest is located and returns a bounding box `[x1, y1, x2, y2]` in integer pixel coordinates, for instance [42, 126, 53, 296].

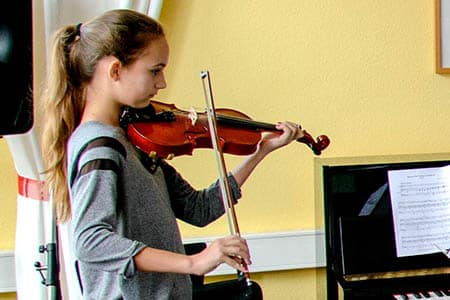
[184, 242, 263, 300]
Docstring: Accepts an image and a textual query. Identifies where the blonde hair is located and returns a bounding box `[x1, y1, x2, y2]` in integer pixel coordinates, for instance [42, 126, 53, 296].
[41, 9, 165, 222]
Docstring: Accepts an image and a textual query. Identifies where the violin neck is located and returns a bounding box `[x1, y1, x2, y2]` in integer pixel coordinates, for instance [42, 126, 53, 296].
[216, 114, 277, 132]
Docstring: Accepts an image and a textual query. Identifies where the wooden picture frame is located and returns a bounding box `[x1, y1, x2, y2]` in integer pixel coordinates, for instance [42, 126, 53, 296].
[436, 0, 450, 73]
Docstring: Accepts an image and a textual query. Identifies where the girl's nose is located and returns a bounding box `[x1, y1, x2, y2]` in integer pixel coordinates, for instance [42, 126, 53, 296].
[155, 74, 167, 89]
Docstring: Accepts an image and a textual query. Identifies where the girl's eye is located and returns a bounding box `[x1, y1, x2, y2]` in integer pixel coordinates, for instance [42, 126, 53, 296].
[150, 69, 162, 76]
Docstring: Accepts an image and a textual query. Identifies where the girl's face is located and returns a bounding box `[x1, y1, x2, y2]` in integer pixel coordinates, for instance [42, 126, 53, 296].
[116, 37, 169, 108]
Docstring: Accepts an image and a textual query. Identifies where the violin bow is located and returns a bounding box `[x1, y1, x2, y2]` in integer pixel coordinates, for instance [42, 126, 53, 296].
[200, 70, 252, 286]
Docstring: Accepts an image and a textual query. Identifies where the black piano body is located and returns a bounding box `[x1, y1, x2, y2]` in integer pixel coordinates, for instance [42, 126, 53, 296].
[322, 160, 450, 300]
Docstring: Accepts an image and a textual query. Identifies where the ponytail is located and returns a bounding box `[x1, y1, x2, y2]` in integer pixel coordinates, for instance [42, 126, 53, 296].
[41, 24, 84, 223]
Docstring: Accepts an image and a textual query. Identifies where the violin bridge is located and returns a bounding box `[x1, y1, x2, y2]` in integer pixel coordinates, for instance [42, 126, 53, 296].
[188, 107, 198, 126]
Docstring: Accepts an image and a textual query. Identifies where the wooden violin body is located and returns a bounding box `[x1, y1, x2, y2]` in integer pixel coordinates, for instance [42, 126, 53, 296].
[121, 100, 330, 159]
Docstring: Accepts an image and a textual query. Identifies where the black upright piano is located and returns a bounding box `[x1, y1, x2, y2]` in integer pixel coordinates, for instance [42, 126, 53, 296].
[322, 160, 450, 300]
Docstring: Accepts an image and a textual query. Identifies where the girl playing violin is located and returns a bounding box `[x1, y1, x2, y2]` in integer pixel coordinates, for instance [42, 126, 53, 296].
[41, 9, 303, 300]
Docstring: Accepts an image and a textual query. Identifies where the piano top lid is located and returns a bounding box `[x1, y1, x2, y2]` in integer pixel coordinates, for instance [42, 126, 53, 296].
[343, 266, 450, 282]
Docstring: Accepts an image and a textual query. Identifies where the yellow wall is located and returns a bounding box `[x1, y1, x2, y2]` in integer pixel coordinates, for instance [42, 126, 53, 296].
[158, 0, 450, 236]
[1, 1, 449, 300]
[0, 141, 16, 300]
[0, 141, 16, 250]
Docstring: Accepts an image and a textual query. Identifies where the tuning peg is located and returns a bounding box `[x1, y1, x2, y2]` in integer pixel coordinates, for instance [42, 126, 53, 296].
[166, 153, 174, 160]
[148, 151, 157, 161]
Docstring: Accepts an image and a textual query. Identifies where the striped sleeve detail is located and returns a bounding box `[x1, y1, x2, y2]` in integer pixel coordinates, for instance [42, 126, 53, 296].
[78, 158, 120, 178]
[82, 137, 126, 158]
[70, 136, 126, 186]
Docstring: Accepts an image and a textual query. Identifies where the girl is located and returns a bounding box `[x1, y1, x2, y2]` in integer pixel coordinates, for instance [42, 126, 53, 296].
[41, 9, 303, 300]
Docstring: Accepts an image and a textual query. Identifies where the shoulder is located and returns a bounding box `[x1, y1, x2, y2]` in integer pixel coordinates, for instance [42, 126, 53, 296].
[69, 122, 127, 154]
[70, 121, 126, 144]
[67, 122, 132, 186]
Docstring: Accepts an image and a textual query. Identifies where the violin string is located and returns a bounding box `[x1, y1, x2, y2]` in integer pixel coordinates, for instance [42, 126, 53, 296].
[215, 114, 277, 131]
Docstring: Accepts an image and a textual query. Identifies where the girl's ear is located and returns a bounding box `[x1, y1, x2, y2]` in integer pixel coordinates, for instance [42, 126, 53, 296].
[108, 59, 122, 81]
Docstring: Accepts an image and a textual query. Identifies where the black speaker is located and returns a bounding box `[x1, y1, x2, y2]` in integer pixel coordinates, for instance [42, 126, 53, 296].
[0, 0, 33, 136]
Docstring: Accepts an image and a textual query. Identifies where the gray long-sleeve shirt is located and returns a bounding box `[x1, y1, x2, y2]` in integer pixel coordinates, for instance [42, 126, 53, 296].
[67, 121, 241, 300]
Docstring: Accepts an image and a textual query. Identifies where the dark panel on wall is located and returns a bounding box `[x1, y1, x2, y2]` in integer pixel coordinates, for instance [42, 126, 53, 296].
[0, 0, 33, 136]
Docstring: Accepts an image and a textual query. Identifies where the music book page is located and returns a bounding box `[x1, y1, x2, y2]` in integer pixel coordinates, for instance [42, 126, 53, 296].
[388, 165, 450, 257]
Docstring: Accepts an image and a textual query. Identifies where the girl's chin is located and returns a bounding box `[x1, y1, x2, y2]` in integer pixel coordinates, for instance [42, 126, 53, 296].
[134, 99, 152, 108]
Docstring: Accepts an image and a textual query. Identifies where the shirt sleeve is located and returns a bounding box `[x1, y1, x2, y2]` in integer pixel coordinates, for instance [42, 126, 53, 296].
[69, 139, 146, 278]
[159, 160, 242, 227]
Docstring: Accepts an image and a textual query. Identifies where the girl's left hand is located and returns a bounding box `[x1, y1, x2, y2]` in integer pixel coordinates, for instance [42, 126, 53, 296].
[257, 121, 303, 155]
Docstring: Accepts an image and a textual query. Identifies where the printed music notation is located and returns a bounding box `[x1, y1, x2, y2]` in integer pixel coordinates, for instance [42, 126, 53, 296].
[388, 165, 450, 257]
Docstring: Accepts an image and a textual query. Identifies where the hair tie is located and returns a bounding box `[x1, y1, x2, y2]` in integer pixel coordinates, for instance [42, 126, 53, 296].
[75, 23, 82, 37]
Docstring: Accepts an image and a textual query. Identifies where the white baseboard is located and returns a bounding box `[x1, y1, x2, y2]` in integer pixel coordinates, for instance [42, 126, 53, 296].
[0, 251, 16, 292]
[0, 229, 326, 292]
[183, 229, 326, 276]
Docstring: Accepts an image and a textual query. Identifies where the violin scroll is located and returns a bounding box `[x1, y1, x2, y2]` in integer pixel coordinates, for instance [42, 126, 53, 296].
[298, 131, 330, 155]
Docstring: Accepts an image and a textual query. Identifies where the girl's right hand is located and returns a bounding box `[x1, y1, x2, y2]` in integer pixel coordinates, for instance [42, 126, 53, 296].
[189, 235, 251, 275]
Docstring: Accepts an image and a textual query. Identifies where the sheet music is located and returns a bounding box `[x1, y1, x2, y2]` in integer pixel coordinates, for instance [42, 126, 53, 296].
[388, 165, 450, 257]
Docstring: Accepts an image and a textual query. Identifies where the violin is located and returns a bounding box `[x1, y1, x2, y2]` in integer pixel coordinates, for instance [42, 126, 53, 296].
[121, 100, 330, 160]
